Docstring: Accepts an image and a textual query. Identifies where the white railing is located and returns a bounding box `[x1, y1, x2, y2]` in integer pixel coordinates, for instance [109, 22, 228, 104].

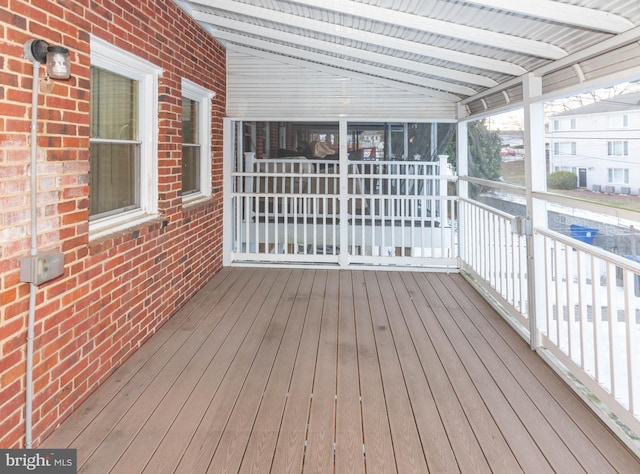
[460, 198, 529, 327]
[461, 198, 640, 436]
[230, 154, 457, 268]
[537, 227, 640, 433]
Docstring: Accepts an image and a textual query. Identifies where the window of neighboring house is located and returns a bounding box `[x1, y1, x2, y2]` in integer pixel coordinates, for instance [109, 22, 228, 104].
[554, 166, 577, 174]
[609, 114, 629, 128]
[553, 142, 576, 155]
[181, 79, 214, 201]
[553, 118, 576, 131]
[608, 168, 629, 184]
[89, 36, 161, 235]
[607, 141, 629, 156]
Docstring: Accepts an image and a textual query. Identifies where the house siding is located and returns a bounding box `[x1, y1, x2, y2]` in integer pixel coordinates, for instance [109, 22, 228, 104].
[0, 0, 226, 448]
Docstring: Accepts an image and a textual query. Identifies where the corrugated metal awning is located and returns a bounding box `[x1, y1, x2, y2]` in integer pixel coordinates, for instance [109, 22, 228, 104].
[176, 0, 640, 117]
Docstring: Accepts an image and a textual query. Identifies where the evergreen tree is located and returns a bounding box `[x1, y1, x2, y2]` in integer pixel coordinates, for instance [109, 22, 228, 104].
[468, 119, 502, 180]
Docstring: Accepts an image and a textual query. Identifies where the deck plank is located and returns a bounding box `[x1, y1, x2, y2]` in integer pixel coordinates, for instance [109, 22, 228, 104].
[41, 267, 238, 452]
[238, 269, 315, 473]
[352, 271, 397, 474]
[406, 272, 535, 473]
[269, 270, 326, 474]
[335, 271, 365, 473]
[88, 267, 269, 473]
[303, 269, 339, 473]
[387, 271, 488, 473]
[49, 268, 248, 470]
[38, 268, 640, 474]
[420, 273, 574, 473]
[445, 273, 640, 474]
[363, 271, 429, 474]
[172, 268, 294, 473]
[139, 268, 286, 473]
[207, 269, 305, 472]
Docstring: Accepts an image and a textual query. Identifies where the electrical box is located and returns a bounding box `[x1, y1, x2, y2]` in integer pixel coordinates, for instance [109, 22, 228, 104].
[511, 216, 532, 236]
[20, 250, 65, 285]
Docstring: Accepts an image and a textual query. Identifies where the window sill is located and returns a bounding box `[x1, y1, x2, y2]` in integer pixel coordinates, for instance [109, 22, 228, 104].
[89, 211, 158, 241]
[182, 194, 213, 209]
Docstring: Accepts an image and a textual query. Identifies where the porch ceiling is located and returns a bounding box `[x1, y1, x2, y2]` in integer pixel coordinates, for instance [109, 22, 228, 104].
[175, 0, 640, 110]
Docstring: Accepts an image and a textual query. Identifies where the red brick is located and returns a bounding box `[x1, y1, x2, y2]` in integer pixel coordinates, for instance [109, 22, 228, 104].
[0, 0, 226, 448]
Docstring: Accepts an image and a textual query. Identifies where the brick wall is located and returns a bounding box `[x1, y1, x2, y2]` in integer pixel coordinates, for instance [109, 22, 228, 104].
[0, 0, 226, 448]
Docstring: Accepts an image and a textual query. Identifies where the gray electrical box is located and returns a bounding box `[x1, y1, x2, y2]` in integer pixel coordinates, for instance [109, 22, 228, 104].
[20, 250, 65, 285]
[511, 216, 532, 236]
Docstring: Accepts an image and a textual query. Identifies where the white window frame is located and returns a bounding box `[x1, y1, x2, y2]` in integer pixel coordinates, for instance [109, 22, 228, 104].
[554, 141, 576, 155]
[607, 140, 629, 156]
[608, 168, 629, 184]
[608, 114, 629, 128]
[553, 118, 576, 131]
[89, 35, 162, 238]
[181, 78, 215, 204]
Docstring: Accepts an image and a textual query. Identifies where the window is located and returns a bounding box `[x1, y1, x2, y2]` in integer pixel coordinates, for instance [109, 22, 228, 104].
[608, 168, 629, 184]
[554, 166, 577, 174]
[89, 36, 161, 234]
[553, 142, 576, 155]
[181, 79, 214, 200]
[553, 118, 576, 131]
[607, 141, 629, 156]
[609, 115, 628, 128]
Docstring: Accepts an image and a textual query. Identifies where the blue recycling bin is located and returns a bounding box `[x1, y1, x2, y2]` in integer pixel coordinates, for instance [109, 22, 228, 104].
[570, 224, 598, 245]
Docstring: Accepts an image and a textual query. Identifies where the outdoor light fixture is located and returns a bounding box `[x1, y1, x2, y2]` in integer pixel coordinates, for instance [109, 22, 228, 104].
[24, 38, 71, 79]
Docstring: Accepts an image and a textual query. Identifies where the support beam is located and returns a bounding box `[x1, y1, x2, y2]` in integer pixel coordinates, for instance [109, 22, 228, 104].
[523, 73, 546, 350]
[463, 0, 634, 34]
[282, 0, 567, 59]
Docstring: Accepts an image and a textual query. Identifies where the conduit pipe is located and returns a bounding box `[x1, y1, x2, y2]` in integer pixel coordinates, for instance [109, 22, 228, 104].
[25, 58, 40, 449]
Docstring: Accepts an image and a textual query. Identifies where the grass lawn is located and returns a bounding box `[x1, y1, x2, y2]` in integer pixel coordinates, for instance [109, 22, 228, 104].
[501, 159, 640, 213]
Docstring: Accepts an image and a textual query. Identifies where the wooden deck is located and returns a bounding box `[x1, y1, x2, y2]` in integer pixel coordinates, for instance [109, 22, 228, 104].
[42, 267, 640, 473]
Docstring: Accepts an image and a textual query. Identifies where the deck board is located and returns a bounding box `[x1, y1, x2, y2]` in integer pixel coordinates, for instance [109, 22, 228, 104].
[335, 271, 365, 474]
[238, 269, 314, 473]
[41, 267, 640, 473]
[364, 271, 429, 474]
[304, 269, 339, 473]
[351, 271, 397, 474]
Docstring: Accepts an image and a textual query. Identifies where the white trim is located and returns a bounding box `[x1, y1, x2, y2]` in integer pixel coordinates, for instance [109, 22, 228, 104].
[89, 35, 163, 237]
[181, 78, 215, 200]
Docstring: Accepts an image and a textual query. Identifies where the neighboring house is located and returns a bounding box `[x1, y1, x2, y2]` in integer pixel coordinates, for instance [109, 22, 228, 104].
[548, 92, 640, 194]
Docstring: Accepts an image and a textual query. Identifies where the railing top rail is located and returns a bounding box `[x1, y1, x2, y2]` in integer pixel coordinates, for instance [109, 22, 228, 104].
[536, 226, 640, 273]
[460, 196, 519, 221]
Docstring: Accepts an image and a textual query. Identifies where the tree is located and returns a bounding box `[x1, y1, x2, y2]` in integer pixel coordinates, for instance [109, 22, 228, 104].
[468, 119, 502, 181]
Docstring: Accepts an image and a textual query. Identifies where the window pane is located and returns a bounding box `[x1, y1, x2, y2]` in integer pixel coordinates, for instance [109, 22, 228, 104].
[182, 145, 200, 195]
[182, 97, 199, 144]
[182, 97, 200, 194]
[89, 143, 140, 218]
[90, 67, 138, 140]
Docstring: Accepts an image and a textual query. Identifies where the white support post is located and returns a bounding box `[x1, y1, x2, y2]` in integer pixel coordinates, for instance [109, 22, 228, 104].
[339, 119, 349, 267]
[456, 115, 468, 264]
[523, 73, 547, 350]
[223, 118, 235, 266]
